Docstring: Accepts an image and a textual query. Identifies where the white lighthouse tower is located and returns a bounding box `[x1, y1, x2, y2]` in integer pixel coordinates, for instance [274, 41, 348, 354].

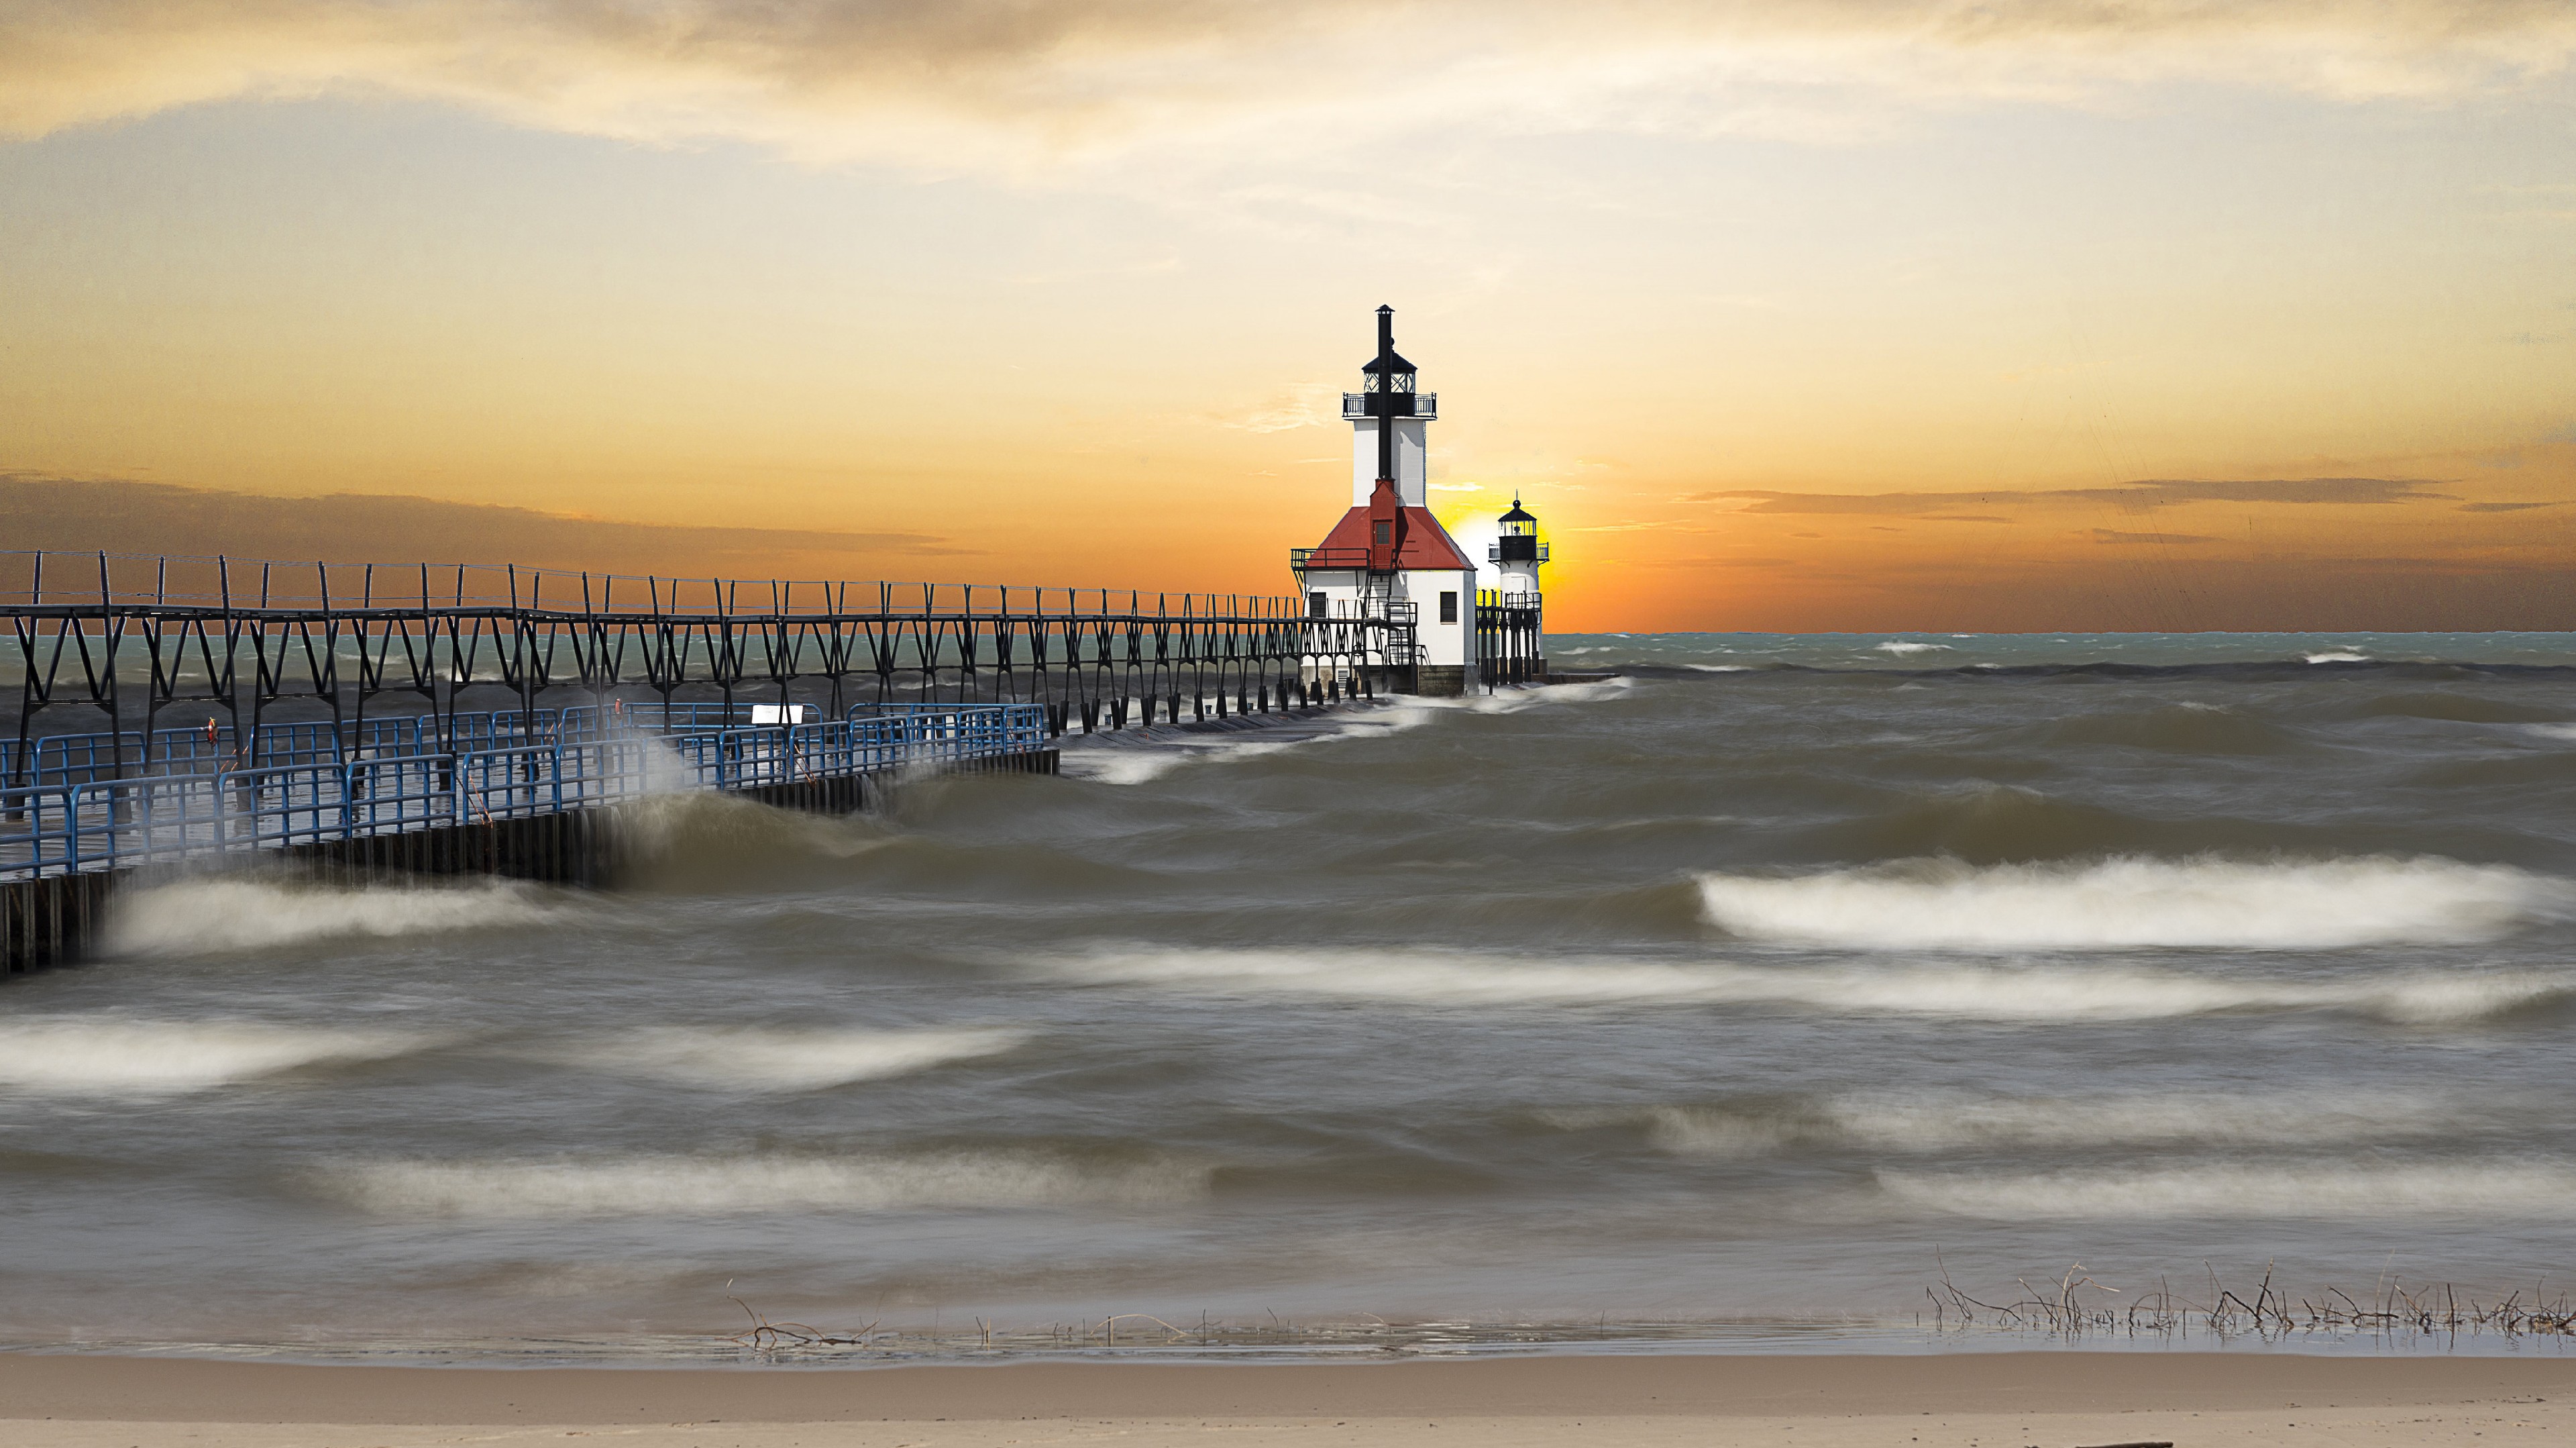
[1492, 497, 1546, 598]
[1481, 495, 1549, 684]
[1291, 307, 1480, 695]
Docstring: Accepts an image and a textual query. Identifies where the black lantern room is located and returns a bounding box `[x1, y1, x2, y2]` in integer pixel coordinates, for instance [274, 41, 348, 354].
[1495, 496, 1544, 563]
[1358, 305, 1419, 417]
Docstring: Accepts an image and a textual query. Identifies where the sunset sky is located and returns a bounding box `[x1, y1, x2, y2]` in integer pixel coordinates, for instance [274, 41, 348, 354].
[5, 1, 2574, 631]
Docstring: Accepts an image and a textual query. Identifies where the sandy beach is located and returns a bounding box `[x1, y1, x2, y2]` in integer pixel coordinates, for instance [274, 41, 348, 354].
[4, 1350, 2573, 1447]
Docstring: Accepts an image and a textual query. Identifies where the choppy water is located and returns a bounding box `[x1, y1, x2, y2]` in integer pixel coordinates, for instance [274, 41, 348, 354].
[8, 631, 2576, 1357]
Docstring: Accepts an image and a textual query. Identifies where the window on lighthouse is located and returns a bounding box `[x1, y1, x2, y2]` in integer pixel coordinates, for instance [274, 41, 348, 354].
[1308, 591, 1327, 619]
[1440, 591, 1459, 623]
[1373, 521, 1392, 546]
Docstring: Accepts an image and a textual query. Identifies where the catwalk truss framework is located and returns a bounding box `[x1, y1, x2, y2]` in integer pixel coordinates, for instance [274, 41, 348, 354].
[3, 552, 1419, 788]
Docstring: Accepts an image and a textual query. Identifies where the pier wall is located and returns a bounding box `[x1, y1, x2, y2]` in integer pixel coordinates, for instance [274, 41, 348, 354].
[2, 747, 1059, 976]
[1415, 665, 1469, 697]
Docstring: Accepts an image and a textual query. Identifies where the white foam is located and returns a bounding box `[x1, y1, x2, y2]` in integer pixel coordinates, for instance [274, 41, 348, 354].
[1060, 750, 1182, 784]
[1040, 947, 2565, 1023]
[611, 786, 890, 860]
[2305, 650, 2371, 663]
[1880, 1161, 2576, 1220]
[0, 1019, 429, 1094]
[104, 876, 565, 956]
[1874, 640, 1949, 656]
[1685, 664, 1752, 672]
[1696, 855, 2567, 951]
[321, 1151, 1207, 1218]
[1050, 946, 1743, 1006]
[564, 1026, 1025, 1091]
[1059, 736, 1299, 785]
[1631, 1090, 2473, 1158]
[2522, 723, 2576, 742]
[1062, 681, 1629, 784]
[606, 725, 706, 797]
[1385, 677, 1633, 719]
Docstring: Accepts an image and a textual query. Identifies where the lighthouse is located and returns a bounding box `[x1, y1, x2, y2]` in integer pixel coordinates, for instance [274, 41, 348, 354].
[1290, 307, 1481, 696]
[1480, 495, 1549, 684]
[1491, 496, 1546, 598]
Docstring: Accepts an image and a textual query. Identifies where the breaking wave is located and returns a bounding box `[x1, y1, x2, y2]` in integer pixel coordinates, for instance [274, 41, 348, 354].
[2346, 691, 2568, 724]
[103, 876, 566, 956]
[0, 1019, 429, 1094]
[1696, 855, 2568, 951]
[561, 1026, 1026, 1091]
[1041, 947, 2567, 1023]
[2024, 703, 2298, 755]
[1880, 1161, 2576, 1220]
[1059, 735, 1304, 785]
[1595, 1089, 2484, 1158]
[319, 1150, 1208, 1218]
[1060, 680, 1632, 784]
[612, 788, 893, 874]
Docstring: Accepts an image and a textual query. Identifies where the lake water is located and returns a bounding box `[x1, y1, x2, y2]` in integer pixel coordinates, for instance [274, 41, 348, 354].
[6, 632, 2575, 1357]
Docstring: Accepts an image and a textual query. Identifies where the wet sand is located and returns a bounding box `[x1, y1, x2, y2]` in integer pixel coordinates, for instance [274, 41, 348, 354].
[4, 1351, 2573, 1445]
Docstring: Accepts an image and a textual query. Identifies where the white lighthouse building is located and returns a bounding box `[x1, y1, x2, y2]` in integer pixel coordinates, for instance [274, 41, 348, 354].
[1291, 307, 1481, 695]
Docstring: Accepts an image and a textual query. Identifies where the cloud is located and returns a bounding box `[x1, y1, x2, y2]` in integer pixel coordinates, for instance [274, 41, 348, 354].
[0, 474, 976, 576]
[2458, 500, 2569, 513]
[2118, 478, 2456, 507]
[1639, 555, 1799, 569]
[1225, 383, 1340, 433]
[1925, 513, 2009, 523]
[2090, 528, 2218, 545]
[1694, 476, 2453, 515]
[5, 2, 2573, 168]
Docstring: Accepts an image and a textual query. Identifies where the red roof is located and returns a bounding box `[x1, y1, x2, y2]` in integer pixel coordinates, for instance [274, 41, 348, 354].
[1307, 506, 1477, 572]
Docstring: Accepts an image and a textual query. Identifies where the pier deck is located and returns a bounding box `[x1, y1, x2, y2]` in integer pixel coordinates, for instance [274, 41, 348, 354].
[0, 701, 1059, 972]
[1, 549, 1429, 973]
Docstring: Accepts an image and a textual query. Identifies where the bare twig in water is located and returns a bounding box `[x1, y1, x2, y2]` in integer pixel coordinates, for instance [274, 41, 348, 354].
[728, 1296, 882, 1351]
[1099, 1313, 1191, 1345]
[1920, 1261, 2576, 1343]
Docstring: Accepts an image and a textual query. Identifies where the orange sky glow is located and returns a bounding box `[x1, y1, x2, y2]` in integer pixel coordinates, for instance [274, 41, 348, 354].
[4, 1, 2574, 631]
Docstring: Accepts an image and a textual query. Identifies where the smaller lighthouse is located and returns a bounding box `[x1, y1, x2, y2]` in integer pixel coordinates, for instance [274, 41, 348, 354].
[1491, 496, 1546, 597]
[1479, 495, 1549, 685]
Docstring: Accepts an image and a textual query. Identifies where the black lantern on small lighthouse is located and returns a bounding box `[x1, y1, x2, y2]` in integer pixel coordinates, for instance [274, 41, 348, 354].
[1491, 495, 1547, 597]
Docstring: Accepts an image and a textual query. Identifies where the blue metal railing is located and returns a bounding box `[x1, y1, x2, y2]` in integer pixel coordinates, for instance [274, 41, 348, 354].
[0, 709, 598, 789]
[1, 701, 1047, 790]
[0, 703, 1045, 880]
